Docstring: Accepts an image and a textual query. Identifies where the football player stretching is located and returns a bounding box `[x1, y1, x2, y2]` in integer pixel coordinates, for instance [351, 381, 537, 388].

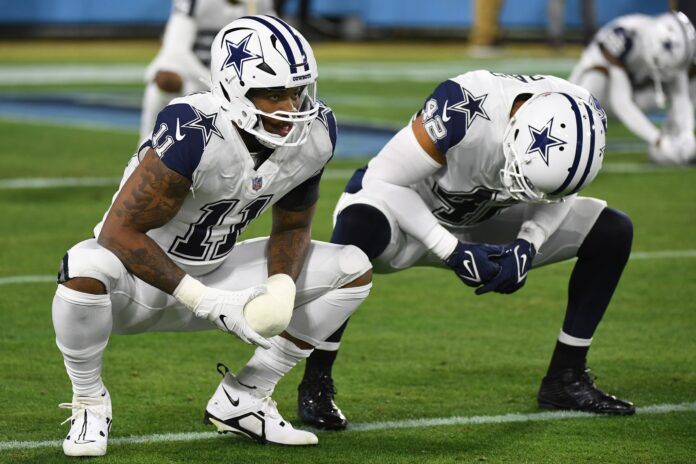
[570, 10, 696, 165]
[53, 16, 372, 456]
[298, 71, 635, 430]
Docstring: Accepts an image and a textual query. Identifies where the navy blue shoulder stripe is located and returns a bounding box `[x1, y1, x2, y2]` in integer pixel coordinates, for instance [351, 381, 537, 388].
[242, 16, 298, 74]
[263, 15, 310, 72]
[187, 0, 197, 16]
[569, 102, 597, 194]
[550, 93, 584, 196]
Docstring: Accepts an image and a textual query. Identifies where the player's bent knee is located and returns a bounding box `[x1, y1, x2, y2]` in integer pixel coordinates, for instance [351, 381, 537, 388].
[336, 244, 372, 287]
[579, 207, 633, 260]
[58, 241, 126, 293]
[154, 71, 183, 93]
[332, 204, 391, 260]
[341, 269, 372, 288]
[63, 277, 106, 295]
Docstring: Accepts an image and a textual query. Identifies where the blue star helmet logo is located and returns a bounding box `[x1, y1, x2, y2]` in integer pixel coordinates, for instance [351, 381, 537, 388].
[221, 33, 262, 80]
[447, 87, 490, 129]
[526, 118, 567, 166]
[183, 106, 224, 144]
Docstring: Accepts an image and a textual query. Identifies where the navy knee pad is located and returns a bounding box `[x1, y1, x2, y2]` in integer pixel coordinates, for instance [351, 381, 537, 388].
[578, 207, 633, 261]
[331, 204, 391, 260]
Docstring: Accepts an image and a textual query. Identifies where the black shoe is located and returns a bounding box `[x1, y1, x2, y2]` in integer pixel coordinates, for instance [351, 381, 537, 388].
[297, 373, 347, 430]
[538, 367, 635, 415]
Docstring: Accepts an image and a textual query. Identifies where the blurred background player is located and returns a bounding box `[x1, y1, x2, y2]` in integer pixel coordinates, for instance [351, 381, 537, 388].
[298, 71, 636, 430]
[569, 10, 696, 165]
[139, 0, 275, 142]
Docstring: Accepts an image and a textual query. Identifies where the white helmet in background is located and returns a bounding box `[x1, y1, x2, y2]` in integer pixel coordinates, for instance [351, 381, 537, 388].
[647, 11, 696, 77]
[500, 92, 607, 203]
[210, 15, 319, 147]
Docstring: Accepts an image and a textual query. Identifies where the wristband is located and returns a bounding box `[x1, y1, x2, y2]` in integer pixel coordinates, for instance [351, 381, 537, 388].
[173, 274, 206, 311]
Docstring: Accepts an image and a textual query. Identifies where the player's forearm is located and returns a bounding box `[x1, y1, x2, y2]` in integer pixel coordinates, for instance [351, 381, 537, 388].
[517, 196, 576, 251]
[364, 178, 457, 260]
[98, 230, 185, 294]
[667, 73, 694, 134]
[267, 226, 311, 280]
[608, 67, 660, 144]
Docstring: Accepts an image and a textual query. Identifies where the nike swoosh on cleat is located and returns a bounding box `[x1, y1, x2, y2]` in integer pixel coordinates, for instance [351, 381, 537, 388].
[221, 385, 240, 407]
[175, 118, 186, 141]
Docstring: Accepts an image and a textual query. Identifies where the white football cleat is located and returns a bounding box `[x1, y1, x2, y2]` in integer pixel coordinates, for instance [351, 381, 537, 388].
[204, 364, 318, 446]
[59, 388, 112, 457]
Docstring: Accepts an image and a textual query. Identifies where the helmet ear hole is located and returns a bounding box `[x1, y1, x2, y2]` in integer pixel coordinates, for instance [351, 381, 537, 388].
[514, 129, 519, 140]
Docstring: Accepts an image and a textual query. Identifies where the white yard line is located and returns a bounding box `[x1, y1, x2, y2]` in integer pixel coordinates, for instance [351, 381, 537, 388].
[2, 249, 695, 287]
[0, 401, 693, 451]
[0, 59, 577, 85]
[0, 160, 688, 191]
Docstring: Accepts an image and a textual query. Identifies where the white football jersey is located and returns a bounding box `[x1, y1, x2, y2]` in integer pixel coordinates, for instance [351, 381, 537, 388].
[95, 92, 337, 275]
[569, 14, 659, 87]
[173, 0, 275, 67]
[401, 71, 593, 229]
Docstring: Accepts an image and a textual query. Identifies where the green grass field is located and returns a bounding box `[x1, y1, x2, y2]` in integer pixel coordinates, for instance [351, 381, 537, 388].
[1, 41, 695, 463]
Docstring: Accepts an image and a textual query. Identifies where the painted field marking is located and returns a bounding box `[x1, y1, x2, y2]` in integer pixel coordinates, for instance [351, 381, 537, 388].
[0, 159, 689, 191]
[1, 401, 694, 452]
[1, 249, 695, 288]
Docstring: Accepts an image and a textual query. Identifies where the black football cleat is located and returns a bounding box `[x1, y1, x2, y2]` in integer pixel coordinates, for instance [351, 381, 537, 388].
[297, 373, 348, 430]
[537, 367, 635, 415]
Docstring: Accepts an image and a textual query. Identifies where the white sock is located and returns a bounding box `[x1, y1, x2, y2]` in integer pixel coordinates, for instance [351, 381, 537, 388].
[52, 285, 112, 397]
[236, 336, 312, 396]
[285, 283, 372, 347]
[139, 82, 179, 142]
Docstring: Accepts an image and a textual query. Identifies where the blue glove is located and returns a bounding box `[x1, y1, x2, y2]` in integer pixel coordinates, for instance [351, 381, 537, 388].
[445, 241, 503, 288]
[475, 239, 536, 295]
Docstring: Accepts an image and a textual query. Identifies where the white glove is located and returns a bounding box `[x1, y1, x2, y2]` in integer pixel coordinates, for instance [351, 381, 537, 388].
[676, 131, 696, 163]
[173, 275, 270, 349]
[243, 274, 296, 338]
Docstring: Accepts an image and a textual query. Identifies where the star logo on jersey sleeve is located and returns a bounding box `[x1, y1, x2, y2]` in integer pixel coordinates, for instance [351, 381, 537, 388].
[182, 107, 224, 144]
[447, 87, 491, 129]
[316, 104, 331, 129]
[526, 118, 566, 166]
[221, 33, 262, 79]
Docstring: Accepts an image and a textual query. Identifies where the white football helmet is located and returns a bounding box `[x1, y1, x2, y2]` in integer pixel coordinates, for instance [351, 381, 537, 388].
[210, 15, 319, 147]
[500, 92, 606, 203]
[647, 11, 696, 77]
[641, 11, 696, 107]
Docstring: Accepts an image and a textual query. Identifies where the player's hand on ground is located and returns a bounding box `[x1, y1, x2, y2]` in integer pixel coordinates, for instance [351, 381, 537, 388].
[445, 241, 503, 288]
[649, 134, 681, 165]
[476, 239, 535, 295]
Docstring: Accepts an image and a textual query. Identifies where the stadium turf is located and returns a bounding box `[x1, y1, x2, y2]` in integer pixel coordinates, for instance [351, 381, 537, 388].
[0, 41, 695, 463]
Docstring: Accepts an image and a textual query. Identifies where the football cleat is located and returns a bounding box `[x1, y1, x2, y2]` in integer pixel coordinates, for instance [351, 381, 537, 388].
[297, 373, 348, 430]
[204, 364, 317, 445]
[537, 367, 635, 415]
[59, 388, 112, 457]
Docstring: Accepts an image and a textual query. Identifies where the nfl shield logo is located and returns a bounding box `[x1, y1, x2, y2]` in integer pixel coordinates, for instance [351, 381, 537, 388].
[251, 176, 263, 191]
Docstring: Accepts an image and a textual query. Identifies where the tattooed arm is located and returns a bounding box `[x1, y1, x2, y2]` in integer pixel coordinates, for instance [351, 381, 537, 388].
[98, 148, 191, 294]
[267, 204, 315, 280]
